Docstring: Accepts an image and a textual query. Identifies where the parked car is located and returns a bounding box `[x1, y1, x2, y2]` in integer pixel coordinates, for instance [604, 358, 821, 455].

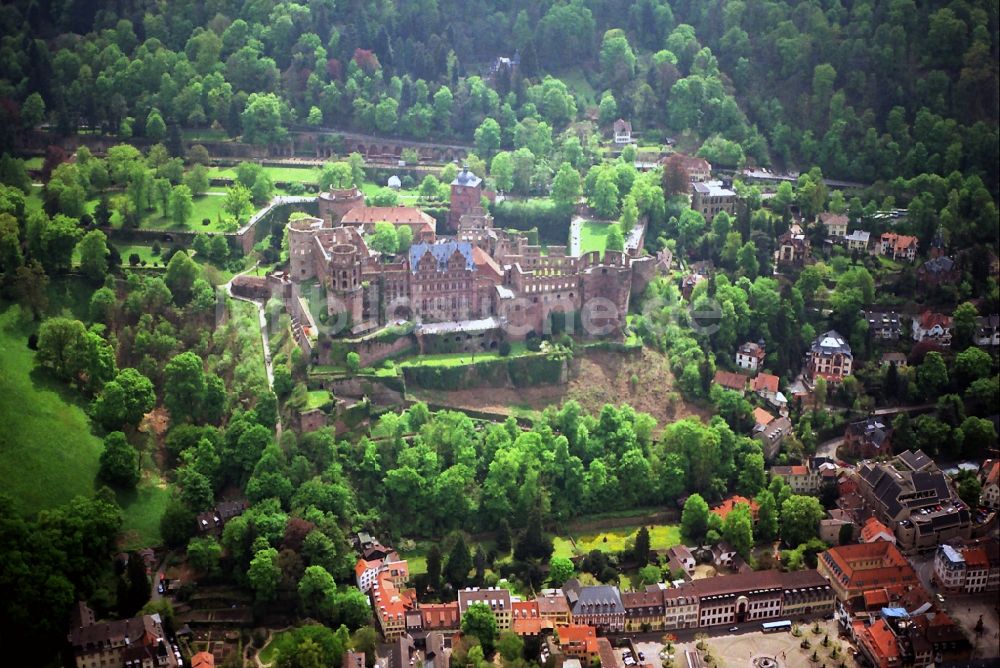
[729, 626, 739, 632]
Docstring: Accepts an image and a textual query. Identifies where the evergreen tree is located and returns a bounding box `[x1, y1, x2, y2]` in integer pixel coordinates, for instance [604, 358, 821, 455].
[444, 535, 471, 588]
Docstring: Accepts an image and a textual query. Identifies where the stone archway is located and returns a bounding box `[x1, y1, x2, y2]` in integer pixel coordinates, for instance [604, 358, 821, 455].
[736, 596, 749, 623]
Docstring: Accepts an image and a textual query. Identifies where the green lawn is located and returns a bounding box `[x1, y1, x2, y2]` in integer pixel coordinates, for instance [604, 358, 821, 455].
[359, 181, 427, 200]
[553, 524, 682, 559]
[117, 470, 171, 550]
[557, 70, 598, 107]
[397, 343, 528, 368]
[577, 221, 618, 254]
[305, 390, 331, 410]
[24, 156, 44, 170]
[114, 244, 169, 267]
[0, 296, 173, 548]
[0, 303, 104, 512]
[208, 166, 320, 184]
[128, 193, 232, 232]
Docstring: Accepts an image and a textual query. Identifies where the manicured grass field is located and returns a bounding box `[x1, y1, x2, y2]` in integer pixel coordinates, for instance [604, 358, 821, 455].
[208, 166, 320, 184]
[114, 244, 168, 267]
[24, 156, 44, 170]
[129, 192, 232, 232]
[553, 524, 682, 559]
[396, 343, 528, 368]
[577, 221, 617, 254]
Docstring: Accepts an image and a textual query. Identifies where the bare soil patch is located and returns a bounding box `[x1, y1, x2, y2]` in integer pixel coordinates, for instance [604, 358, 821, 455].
[409, 347, 710, 430]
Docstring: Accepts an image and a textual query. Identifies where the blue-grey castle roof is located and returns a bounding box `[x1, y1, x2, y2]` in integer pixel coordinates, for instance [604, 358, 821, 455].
[452, 168, 482, 187]
[409, 241, 474, 274]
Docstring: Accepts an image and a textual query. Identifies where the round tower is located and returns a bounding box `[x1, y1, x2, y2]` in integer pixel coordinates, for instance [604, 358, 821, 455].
[318, 186, 364, 225]
[329, 243, 360, 293]
[287, 216, 323, 281]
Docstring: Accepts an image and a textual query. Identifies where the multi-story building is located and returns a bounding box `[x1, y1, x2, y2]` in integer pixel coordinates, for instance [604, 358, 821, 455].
[770, 464, 821, 495]
[818, 212, 849, 238]
[933, 538, 1000, 593]
[662, 154, 712, 182]
[917, 255, 960, 287]
[864, 310, 903, 341]
[68, 602, 179, 668]
[372, 569, 417, 640]
[535, 589, 573, 625]
[855, 450, 972, 551]
[562, 580, 625, 632]
[621, 588, 665, 632]
[880, 233, 918, 262]
[662, 588, 700, 629]
[844, 230, 870, 252]
[419, 602, 460, 633]
[817, 542, 920, 602]
[911, 310, 952, 347]
[355, 554, 409, 594]
[736, 341, 765, 371]
[691, 181, 736, 223]
[806, 330, 853, 383]
[663, 570, 833, 629]
[843, 417, 893, 459]
[777, 225, 810, 267]
[854, 619, 901, 668]
[511, 600, 545, 638]
[458, 587, 513, 631]
[613, 119, 633, 145]
[554, 624, 600, 662]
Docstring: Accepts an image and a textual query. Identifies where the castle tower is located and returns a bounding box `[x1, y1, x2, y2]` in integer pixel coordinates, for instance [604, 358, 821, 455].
[328, 243, 365, 327]
[448, 167, 483, 231]
[318, 186, 364, 225]
[287, 216, 326, 281]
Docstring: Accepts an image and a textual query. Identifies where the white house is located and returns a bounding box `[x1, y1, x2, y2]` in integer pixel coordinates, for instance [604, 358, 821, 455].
[818, 212, 848, 237]
[613, 119, 633, 144]
[844, 230, 870, 251]
[735, 341, 765, 371]
[911, 311, 952, 347]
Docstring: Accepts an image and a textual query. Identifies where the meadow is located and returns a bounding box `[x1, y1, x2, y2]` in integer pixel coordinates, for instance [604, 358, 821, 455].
[0, 284, 171, 548]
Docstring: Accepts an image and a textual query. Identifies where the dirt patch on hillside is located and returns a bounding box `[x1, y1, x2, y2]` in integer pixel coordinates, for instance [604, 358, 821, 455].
[409, 347, 709, 430]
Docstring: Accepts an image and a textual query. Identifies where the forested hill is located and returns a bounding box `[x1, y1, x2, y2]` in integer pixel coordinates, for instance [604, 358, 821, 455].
[1, 0, 997, 192]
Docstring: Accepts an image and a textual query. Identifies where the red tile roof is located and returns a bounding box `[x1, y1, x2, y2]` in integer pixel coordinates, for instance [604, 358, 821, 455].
[714, 370, 747, 391]
[857, 619, 900, 665]
[863, 588, 890, 609]
[343, 206, 436, 230]
[917, 310, 952, 330]
[963, 547, 989, 569]
[752, 373, 780, 394]
[556, 624, 599, 655]
[420, 602, 460, 630]
[860, 517, 893, 543]
[712, 495, 760, 520]
[753, 407, 775, 426]
[192, 652, 215, 668]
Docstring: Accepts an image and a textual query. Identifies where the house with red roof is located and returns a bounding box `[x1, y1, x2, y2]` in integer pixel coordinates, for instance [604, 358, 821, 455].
[854, 619, 901, 668]
[713, 370, 747, 392]
[711, 495, 760, 523]
[555, 623, 600, 661]
[911, 310, 952, 347]
[818, 542, 919, 602]
[860, 517, 895, 544]
[879, 233, 918, 262]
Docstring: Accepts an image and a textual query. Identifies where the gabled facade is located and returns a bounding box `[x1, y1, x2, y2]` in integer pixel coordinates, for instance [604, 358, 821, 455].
[806, 330, 853, 383]
[911, 310, 952, 347]
[613, 119, 633, 145]
[879, 233, 918, 262]
[818, 212, 849, 237]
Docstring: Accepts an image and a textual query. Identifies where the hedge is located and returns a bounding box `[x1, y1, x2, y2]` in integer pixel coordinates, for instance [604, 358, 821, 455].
[491, 199, 573, 244]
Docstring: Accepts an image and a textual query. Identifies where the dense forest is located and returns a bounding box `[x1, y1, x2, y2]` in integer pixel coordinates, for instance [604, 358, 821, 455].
[0, 0, 997, 191]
